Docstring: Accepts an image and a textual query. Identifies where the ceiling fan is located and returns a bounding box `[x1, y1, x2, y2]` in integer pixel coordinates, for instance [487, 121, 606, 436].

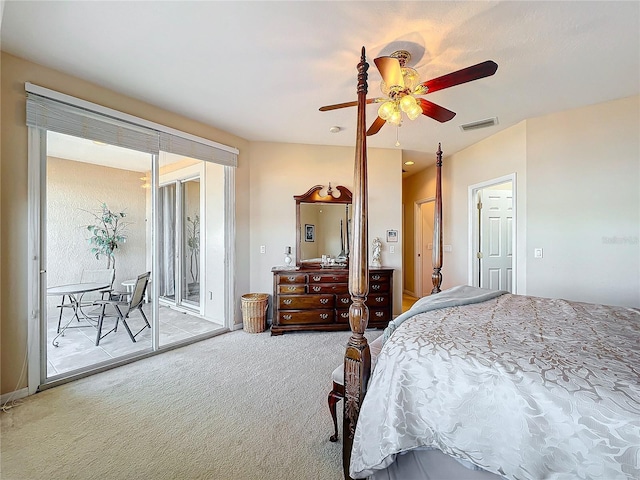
[319, 50, 498, 136]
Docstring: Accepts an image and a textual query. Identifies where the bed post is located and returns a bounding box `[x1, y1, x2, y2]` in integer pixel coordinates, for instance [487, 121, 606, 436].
[343, 46, 370, 480]
[431, 143, 443, 294]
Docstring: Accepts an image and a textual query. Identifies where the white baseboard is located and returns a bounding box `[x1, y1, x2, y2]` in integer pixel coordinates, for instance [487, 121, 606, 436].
[1, 387, 30, 405]
[231, 322, 244, 331]
[403, 289, 419, 298]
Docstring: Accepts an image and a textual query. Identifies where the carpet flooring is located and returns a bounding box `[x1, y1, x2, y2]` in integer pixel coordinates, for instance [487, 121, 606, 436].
[1, 328, 382, 480]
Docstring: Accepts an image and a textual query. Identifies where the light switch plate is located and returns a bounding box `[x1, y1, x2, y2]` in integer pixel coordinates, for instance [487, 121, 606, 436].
[534, 248, 543, 258]
[389, 245, 395, 254]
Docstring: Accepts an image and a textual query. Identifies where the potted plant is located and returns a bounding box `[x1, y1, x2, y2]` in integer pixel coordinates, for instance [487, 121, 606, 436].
[84, 202, 131, 271]
[186, 213, 200, 284]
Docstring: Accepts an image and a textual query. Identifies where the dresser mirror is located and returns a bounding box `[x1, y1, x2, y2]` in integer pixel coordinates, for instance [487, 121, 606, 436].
[295, 184, 352, 267]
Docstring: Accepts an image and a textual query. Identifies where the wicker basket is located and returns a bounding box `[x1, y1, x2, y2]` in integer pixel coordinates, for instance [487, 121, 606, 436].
[241, 293, 269, 333]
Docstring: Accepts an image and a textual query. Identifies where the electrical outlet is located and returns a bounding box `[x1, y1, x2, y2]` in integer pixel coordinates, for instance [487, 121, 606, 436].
[444, 245, 452, 252]
[260, 245, 266, 254]
[389, 245, 395, 254]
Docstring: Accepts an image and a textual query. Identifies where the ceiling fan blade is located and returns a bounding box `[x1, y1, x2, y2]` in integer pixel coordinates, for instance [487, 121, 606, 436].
[366, 116, 386, 136]
[417, 98, 456, 123]
[374, 56, 404, 89]
[421, 60, 498, 94]
[319, 98, 380, 111]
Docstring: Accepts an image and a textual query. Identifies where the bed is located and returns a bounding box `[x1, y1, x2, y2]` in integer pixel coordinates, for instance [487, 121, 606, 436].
[341, 47, 640, 480]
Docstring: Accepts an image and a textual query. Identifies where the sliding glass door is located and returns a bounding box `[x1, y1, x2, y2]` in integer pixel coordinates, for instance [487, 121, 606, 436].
[27, 84, 237, 390]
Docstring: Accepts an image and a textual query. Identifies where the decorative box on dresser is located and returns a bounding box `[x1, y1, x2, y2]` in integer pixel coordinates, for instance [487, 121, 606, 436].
[271, 267, 393, 335]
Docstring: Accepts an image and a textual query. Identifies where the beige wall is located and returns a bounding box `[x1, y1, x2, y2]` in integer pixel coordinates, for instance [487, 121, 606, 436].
[403, 95, 639, 308]
[446, 122, 528, 292]
[248, 142, 404, 317]
[525, 96, 639, 306]
[1, 52, 250, 395]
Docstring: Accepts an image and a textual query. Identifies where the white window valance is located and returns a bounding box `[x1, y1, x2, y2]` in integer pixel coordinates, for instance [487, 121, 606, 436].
[25, 83, 238, 167]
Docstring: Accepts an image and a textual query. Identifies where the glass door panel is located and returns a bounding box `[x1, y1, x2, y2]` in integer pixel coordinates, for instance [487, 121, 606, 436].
[157, 152, 225, 347]
[182, 178, 201, 308]
[158, 183, 177, 302]
[45, 131, 153, 379]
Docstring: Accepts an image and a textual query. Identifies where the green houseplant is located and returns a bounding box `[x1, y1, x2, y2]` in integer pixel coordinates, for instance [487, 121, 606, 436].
[84, 202, 131, 271]
[186, 213, 200, 284]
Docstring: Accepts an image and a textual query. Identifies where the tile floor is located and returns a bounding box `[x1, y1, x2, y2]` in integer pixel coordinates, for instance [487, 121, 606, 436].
[46, 302, 224, 377]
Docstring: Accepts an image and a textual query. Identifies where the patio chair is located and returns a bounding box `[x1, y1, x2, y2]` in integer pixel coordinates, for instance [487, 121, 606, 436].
[56, 268, 115, 333]
[93, 272, 151, 346]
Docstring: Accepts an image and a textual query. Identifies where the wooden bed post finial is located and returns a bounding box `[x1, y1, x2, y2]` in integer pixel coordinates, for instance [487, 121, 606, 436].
[431, 143, 443, 294]
[343, 46, 371, 480]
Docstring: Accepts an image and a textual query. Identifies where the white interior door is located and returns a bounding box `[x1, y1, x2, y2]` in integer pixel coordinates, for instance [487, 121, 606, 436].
[479, 188, 513, 292]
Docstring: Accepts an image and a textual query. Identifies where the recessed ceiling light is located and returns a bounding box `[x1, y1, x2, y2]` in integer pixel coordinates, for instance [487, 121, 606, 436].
[404, 161, 415, 166]
[329, 126, 341, 133]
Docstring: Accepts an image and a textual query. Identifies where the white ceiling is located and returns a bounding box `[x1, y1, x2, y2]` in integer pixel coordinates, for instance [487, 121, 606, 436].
[2, 1, 639, 176]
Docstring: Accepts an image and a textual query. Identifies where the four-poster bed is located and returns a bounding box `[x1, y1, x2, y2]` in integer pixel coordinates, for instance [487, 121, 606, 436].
[342, 47, 639, 480]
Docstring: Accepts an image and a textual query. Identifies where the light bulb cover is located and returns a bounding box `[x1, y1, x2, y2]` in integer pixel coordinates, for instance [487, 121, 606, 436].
[378, 101, 396, 121]
[389, 110, 402, 126]
[399, 94, 417, 113]
[407, 103, 422, 120]
[402, 67, 420, 91]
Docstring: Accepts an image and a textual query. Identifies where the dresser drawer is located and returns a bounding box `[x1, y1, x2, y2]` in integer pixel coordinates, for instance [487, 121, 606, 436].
[308, 273, 348, 283]
[336, 309, 350, 323]
[308, 283, 349, 294]
[369, 272, 390, 282]
[370, 308, 391, 322]
[279, 309, 334, 324]
[279, 294, 335, 309]
[367, 293, 389, 307]
[336, 294, 352, 307]
[278, 284, 306, 294]
[277, 273, 307, 284]
[369, 282, 389, 293]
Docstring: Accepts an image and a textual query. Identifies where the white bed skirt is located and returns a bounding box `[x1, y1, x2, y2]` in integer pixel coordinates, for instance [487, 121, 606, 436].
[370, 448, 504, 480]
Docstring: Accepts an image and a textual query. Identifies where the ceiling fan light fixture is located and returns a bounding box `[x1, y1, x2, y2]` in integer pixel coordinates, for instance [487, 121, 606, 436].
[388, 110, 402, 126]
[399, 94, 417, 112]
[401, 67, 420, 91]
[406, 103, 422, 120]
[378, 101, 396, 121]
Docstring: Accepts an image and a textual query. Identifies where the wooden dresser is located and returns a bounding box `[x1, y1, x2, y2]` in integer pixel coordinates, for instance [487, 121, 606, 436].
[271, 267, 393, 335]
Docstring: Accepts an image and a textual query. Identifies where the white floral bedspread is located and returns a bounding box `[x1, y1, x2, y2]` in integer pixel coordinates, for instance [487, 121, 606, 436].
[350, 290, 640, 479]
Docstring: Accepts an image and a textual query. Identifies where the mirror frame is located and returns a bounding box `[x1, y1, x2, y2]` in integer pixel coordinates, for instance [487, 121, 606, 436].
[294, 184, 352, 267]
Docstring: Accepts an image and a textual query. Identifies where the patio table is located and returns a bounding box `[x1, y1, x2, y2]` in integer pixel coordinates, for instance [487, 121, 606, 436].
[47, 282, 111, 347]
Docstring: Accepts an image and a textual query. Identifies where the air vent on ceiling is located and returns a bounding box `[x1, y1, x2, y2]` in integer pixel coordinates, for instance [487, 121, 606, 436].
[459, 117, 498, 132]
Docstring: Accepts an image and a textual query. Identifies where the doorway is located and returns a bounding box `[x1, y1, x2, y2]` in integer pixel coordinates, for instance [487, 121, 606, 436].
[414, 198, 435, 298]
[469, 175, 516, 292]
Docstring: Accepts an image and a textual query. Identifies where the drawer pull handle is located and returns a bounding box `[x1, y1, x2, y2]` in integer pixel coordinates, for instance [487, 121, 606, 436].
[372, 285, 381, 290]
[375, 311, 384, 317]
[287, 276, 296, 281]
[312, 286, 321, 292]
[287, 286, 296, 291]
[376, 297, 384, 302]
[341, 312, 349, 318]
[320, 313, 329, 319]
[283, 314, 292, 320]
[283, 299, 292, 305]
[320, 298, 329, 304]
[340, 298, 349, 304]
[312, 276, 321, 281]
[372, 275, 381, 280]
